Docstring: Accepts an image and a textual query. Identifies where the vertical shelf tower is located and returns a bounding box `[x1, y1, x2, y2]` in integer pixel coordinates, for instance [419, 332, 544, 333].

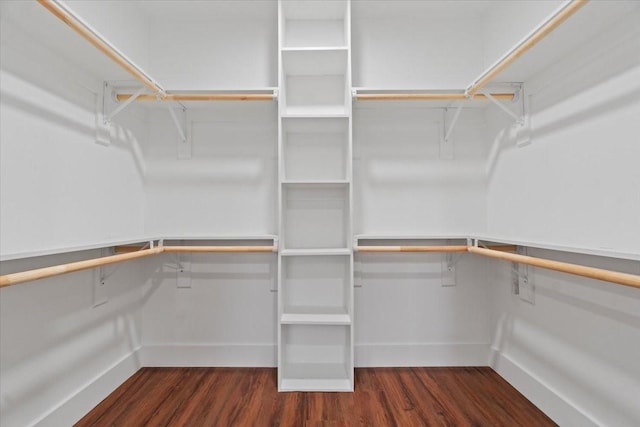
[278, 0, 354, 391]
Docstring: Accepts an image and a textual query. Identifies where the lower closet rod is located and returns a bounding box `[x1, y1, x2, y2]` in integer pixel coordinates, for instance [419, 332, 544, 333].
[0, 247, 162, 288]
[469, 246, 640, 289]
[0, 245, 276, 288]
[356, 244, 516, 253]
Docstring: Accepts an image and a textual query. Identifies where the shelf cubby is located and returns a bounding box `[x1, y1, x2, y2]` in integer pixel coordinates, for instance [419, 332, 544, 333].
[281, 49, 349, 116]
[281, 255, 351, 325]
[282, 183, 349, 250]
[280, 324, 352, 391]
[282, 117, 349, 182]
[281, 1, 348, 48]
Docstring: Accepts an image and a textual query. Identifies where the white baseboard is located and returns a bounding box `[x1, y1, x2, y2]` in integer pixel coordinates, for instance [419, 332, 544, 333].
[489, 349, 597, 426]
[355, 343, 489, 367]
[140, 344, 277, 367]
[34, 349, 142, 427]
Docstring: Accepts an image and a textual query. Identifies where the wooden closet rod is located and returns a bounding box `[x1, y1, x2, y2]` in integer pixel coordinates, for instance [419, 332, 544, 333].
[116, 93, 275, 102]
[469, 246, 640, 289]
[466, 0, 588, 95]
[355, 245, 516, 253]
[0, 245, 277, 288]
[355, 93, 514, 101]
[0, 247, 162, 288]
[37, 0, 166, 98]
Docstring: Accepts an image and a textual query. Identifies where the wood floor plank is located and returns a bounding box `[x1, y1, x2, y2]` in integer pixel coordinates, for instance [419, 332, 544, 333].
[75, 367, 558, 427]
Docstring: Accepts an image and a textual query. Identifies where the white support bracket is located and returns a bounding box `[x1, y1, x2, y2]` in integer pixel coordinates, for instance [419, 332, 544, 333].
[483, 84, 531, 147]
[166, 103, 187, 142]
[483, 91, 522, 123]
[176, 251, 192, 289]
[273, 89, 279, 101]
[512, 247, 535, 304]
[106, 86, 146, 123]
[353, 236, 362, 288]
[165, 103, 192, 159]
[440, 103, 463, 160]
[441, 252, 456, 286]
[96, 82, 113, 146]
[93, 247, 110, 307]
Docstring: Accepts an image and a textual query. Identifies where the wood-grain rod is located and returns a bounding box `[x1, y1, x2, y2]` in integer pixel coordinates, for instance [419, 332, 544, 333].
[0, 247, 163, 288]
[355, 93, 514, 101]
[37, 0, 166, 97]
[467, 0, 588, 95]
[356, 245, 516, 253]
[117, 93, 275, 102]
[0, 245, 277, 288]
[469, 246, 640, 289]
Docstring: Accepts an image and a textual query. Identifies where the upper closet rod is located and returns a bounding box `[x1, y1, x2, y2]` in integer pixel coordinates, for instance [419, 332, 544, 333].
[469, 246, 640, 289]
[0, 245, 277, 288]
[38, 0, 166, 98]
[116, 93, 276, 102]
[466, 0, 588, 96]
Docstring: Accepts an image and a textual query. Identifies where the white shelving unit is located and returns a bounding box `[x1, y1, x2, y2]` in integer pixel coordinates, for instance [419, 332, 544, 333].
[278, 0, 353, 392]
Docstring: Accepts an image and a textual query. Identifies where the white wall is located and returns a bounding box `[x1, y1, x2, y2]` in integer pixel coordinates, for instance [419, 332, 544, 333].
[140, 250, 277, 366]
[1, 5, 154, 426]
[355, 252, 490, 366]
[143, 104, 278, 237]
[352, 2, 485, 88]
[483, 7, 640, 426]
[481, 0, 563, 72]
[0, 252, 158, 427]
[146, 1, 277, 90]
[61, 0, 151, 73]
[485, 8, 640, 255]
[0, 9, 147, 259]
[354, 106, 487, 236]
[486, 252, 640, 426]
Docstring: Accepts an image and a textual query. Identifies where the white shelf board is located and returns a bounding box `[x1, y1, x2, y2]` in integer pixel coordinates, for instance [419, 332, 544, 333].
[355, 234, 469, 242]
[281, 248, 351, 257]
[280, 363, 351, 392]
[161, 234, 278, 242]
[281, 307, 351, 325]
[0, 236, 154, 261]
[473, 235, 640, 262]
[0, 235, 279, 261]
[282, 180, 349, 185]
[281, 46, 348, 53]
[281, 108, 349, 118]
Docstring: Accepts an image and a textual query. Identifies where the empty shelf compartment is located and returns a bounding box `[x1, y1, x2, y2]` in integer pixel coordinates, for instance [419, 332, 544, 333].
[283, 117, 349, 182]
[280, 324, 352, 391]
[282, 184, 350, 250]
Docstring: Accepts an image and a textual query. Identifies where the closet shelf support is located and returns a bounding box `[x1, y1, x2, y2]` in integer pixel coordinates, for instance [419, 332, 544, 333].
[106, 86, 146, 123]
[483, 91, 523, 124]
[444, 102, 465, 143]
[166, 104, 187, 142]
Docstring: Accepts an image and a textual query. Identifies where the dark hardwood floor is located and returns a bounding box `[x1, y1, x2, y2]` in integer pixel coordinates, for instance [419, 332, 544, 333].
[76, 367, 556, 426]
